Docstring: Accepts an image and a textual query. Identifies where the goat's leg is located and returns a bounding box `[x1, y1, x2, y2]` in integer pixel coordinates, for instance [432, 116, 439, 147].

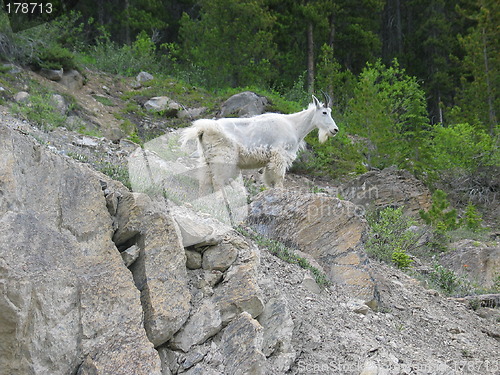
[197, 160, 215, 197]
[203, 144, 242, 226]
[263, 152, 287, 188]
[198, 133, 239, 191]
[207, 148, 239, 190]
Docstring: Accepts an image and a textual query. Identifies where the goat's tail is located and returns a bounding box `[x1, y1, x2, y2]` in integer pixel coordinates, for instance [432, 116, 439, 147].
[181, 119, 223, 146]
[180, 125, 202, 148]
[181, 119, 231, 156]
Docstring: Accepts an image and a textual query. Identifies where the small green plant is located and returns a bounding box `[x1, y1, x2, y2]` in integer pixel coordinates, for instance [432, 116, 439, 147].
[365, 206, 418, 266]
[419, 189, 459, 231]
[0, 65, 12, 74]
[428, 264, 468, 296]
[11, 90, 67, 131]
[310, 185, 327, 194]
[127, 131, 142, 145]
[67, 152, 131, 189]
[85, 29, 161, 76]
[426, 222, 451, 252]
[461, 349, 473, 358]
[34, 44, 78, 71]
[95, 161, 131, 190]
[395, 323, 406, 332]
[236, 226, 330, 287]
[469, 298, 481, 311]
[77, 126, 101, 137]
[92, 95, 114, 106]
[391, 248, 413, 270]
[460, 202, 483, 232]
[67, 151, 89, 163]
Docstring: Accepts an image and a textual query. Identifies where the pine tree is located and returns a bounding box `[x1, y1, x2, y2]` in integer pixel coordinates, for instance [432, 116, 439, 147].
[456, 0, 499, 135]
[419, 190, 459, 231]
[345, 60, 429, 169]
[179, 0, 276, 87]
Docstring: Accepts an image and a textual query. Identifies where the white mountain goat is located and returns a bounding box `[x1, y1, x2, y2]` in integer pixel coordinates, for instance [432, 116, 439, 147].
[181, 94, 338, 191]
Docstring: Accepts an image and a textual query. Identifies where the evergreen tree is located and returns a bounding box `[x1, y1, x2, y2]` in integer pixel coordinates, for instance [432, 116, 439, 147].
[456, 0, 499, 135]
[345, 60, 429, 169]
[419, 189, 459, 231]
[267, 0, 383, 91]
[315, 44, 356, 112]
[390, 0, 465, 124]
[179, 0, 276, 87]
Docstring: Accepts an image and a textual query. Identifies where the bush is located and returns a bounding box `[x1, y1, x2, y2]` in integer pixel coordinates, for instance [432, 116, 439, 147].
[344, 59, 429, 169]
[33, 44, 78, 71]
[85, 30, 161, 76]
[428, 264, 470, 296]
[292, 130, 366, 179]
[365, 206, 418, 268]
[426, 122, 498, 172]
[8, 11, 86, 69]
[391, 248, 414, 270]
[460, 202, 484, 232]
[11, 90, 67, 131]
[419, 189, 459, 231]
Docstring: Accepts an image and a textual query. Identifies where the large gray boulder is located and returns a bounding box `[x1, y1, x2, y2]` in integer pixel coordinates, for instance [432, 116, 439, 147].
[137, 71, 154, 83]
[0, 123, 162, 374]
[144, 96, 180, 116]
[13, 91, 29, 103]
[219, 91, 268, 118]
[440, 239, 500, 288]
[39, 67, 63, 81]
[113, 192, 191, 347]
[248, 189, 375, 303]
[60, 69, 84, 91]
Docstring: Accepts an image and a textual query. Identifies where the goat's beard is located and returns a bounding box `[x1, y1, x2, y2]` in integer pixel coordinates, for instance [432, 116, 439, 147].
[318, 129, 329, 143]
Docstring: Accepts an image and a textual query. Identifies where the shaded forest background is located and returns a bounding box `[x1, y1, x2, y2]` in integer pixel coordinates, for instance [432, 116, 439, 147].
[0, 0, 498, 217]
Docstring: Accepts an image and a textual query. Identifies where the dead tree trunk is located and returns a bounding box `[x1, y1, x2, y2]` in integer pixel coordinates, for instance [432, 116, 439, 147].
[307, 23, 315, 94]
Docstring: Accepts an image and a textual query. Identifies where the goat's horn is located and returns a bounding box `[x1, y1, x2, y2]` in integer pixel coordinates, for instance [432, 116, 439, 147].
[320, 90, 332, 108]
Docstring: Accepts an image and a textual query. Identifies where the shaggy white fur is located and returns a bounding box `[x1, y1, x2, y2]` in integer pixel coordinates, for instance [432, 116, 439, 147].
[181, 95, 338, 190]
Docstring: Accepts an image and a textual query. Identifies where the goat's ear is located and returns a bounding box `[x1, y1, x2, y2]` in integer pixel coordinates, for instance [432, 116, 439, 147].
[312, 95, 321, 109]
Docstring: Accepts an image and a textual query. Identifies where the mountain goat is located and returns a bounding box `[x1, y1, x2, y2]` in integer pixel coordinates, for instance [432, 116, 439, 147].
[181, 94, 338, 192]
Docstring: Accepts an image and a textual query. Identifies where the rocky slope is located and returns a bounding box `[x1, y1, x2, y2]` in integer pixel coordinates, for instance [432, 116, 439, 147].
[0, 67, 499, 375]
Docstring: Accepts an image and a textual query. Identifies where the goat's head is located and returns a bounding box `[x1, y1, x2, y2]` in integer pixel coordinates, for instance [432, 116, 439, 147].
[312, 93, 338, 143]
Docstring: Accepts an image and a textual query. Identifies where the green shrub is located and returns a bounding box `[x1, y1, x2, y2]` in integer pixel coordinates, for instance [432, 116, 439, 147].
[92, 95, 114, 106]
[9, 11, 87, 69]
[236, 226, 330, 287]
[426, 223, 451, 253]
[95, 161, 131, 190]
[426, 122, 498, 172]
[428, 264, 468, 296]
[11, 90, 67, 131]
[35, 44, 77, 71]
[365, 206, 418, 266]
[127, 132, 142, 145]
[85, 30, 161, 76]
[419, 189, 459, 231]
[460, 202, 483, 232]
[391, 248, 414, 270]
[344, 59, 429, 169]
[292, 130, 365, 179]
